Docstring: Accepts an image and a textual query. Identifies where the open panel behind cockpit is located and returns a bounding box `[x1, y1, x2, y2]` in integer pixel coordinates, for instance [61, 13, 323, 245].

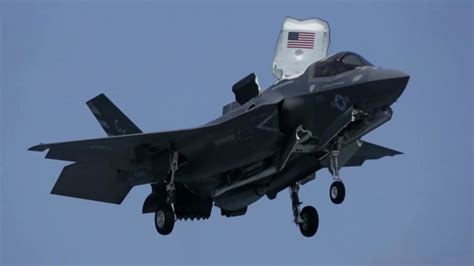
[272, 17, 330, 80]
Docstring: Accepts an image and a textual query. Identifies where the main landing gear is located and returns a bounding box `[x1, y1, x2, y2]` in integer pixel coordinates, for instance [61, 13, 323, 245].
[154, 204, 175, 235]
[154, 151, 179, 236]
[329, 149, 346, 204]
[289, 183, 319, 237]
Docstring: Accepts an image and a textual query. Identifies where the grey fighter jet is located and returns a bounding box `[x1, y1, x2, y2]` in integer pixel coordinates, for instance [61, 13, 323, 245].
[29, 19, 409, 238]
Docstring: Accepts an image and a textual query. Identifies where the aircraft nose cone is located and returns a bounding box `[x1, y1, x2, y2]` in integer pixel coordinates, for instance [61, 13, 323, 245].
[370, 69, 409, 82]
[366, 69, 410, 108]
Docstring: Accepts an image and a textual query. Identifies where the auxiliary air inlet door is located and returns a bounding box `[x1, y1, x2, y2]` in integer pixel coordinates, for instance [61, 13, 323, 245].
[272, 17, 330, 80]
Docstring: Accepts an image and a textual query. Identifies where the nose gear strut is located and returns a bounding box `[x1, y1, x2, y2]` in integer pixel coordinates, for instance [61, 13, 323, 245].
[328, 139, 346, 204]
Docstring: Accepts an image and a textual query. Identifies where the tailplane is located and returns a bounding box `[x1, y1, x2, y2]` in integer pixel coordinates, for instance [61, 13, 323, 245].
[86, 93, 142, 136]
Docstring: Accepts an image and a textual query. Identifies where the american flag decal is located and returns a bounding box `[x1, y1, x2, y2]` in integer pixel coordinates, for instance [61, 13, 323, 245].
[287, 31, 315, 49]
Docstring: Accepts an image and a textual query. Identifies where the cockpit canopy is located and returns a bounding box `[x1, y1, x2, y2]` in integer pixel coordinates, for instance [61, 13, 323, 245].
[311, 52, 373, 78]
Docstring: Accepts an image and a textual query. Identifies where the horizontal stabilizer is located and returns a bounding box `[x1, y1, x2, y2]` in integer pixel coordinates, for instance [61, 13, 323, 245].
[51, 162, 133, 204]
[86, 94, 142, 136]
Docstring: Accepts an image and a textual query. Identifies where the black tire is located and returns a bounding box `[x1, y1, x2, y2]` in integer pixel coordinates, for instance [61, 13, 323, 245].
[299, 206, 319, 237]
[330, 181, 345, 204]
[154, 205, 175, 235]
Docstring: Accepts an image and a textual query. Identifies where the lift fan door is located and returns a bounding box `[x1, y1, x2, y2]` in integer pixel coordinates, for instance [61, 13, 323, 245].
[272, 17, 330, 80]
[232, 73, 260, 105]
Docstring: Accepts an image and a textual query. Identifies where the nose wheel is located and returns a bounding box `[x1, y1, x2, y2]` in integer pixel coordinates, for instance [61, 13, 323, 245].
[330, 180, 345, 204]
[289, 183, 319, 237]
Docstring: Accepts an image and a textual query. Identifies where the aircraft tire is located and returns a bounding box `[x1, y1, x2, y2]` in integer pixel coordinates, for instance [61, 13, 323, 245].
[299, 206, 319, 237]
[154, 204, 175, 235]
[330, 181, 345, 204]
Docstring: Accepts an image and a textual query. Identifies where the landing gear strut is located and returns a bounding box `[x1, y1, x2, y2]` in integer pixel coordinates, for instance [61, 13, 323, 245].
[329, 149, 346, 204]
[154, 151, 179, 236]
[166, 151, 179, 205]
[289, 183, 319, 237]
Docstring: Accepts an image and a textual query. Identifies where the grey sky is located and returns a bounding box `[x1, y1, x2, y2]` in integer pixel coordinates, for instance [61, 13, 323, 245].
[1, 1, 472, 265]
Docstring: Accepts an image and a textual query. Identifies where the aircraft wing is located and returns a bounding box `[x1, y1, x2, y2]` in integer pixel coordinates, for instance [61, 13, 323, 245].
[29, 126, 214, 164]
[344, 141, 402, 167]
[29, 126, 216, 204]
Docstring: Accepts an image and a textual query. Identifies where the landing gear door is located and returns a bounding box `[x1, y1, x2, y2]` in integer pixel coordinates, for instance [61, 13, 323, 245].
[272, 17, 330, 80]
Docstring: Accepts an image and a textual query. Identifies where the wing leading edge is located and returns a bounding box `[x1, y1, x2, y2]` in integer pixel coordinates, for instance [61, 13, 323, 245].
[28, 126, 213, 164]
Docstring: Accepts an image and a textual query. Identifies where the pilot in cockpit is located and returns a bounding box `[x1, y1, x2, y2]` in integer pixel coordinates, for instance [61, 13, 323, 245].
[312, 52, 373, 78]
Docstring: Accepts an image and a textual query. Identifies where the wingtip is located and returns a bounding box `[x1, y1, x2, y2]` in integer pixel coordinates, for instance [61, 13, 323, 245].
[28, 144, 49, 152]
[391, 150, 403, 156]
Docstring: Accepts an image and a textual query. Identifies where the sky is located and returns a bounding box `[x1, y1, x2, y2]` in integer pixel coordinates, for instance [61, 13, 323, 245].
[1, 0, 472, 265]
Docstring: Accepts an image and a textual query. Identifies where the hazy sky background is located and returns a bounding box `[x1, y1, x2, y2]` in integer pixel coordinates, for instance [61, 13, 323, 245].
[1, 1, 472, 265]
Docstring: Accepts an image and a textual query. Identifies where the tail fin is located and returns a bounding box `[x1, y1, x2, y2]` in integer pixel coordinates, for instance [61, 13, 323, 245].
[86, 93, 142, 136]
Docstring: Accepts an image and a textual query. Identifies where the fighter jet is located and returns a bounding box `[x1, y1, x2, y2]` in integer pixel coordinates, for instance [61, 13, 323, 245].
[29, 18, 409, 237]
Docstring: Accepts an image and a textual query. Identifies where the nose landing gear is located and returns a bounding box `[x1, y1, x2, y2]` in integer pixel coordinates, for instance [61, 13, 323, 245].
[329, 149, 346, 204]
[330, 180, 345, 204]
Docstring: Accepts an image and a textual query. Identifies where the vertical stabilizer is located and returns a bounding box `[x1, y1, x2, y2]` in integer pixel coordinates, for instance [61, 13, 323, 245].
[86, 94, 142, 136]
